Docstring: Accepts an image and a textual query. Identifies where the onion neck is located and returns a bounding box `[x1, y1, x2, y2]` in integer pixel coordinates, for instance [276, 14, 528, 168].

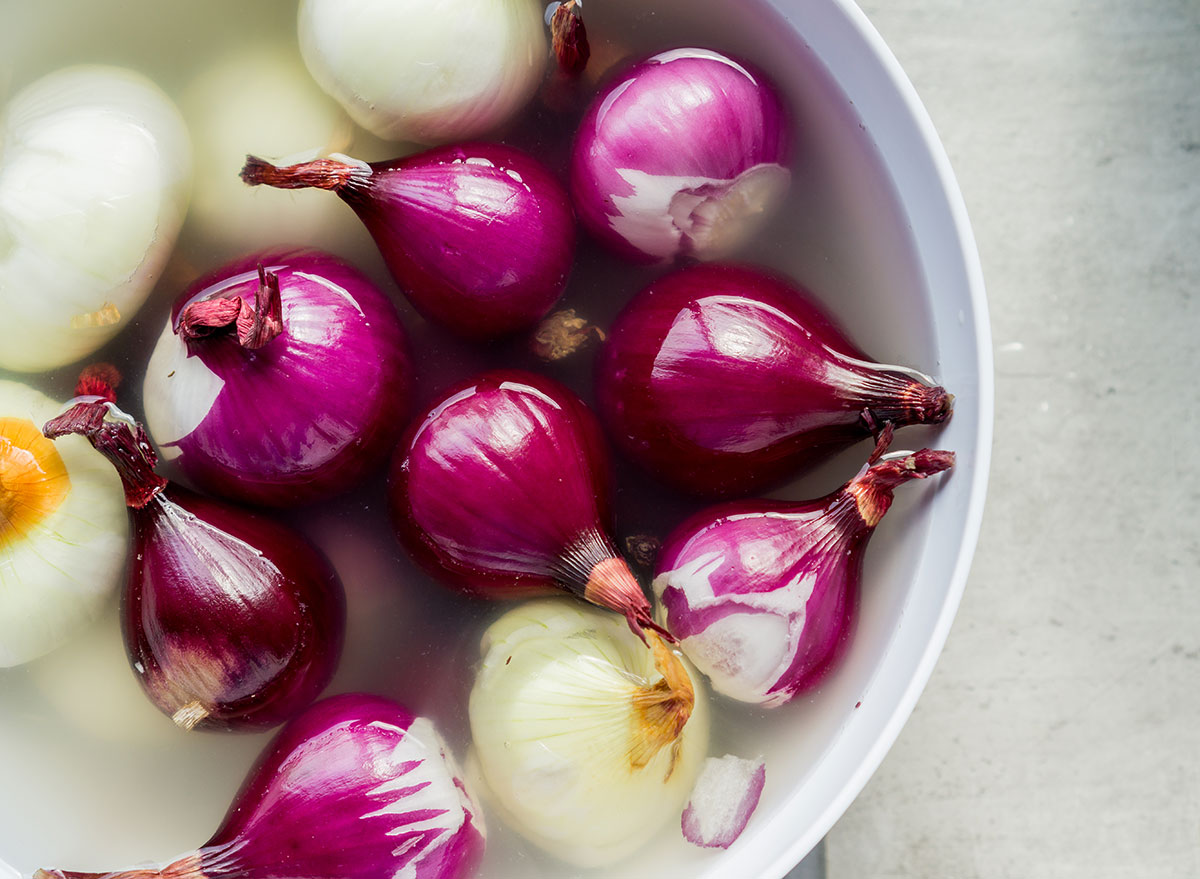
[846, 448, 956, 528]
[556, 530, 673, 643]
[42, 401, 167, 509]
[177, 265, 283, 350]
[34, 853, 205, 879]
[629, 633, 695, 774]
[240, 153, 371, 194]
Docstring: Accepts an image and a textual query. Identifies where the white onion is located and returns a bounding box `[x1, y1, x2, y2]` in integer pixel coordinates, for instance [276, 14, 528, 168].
[298, 0, 548, 145]
[0, 66, 191, 373]
[0, 380, 128, 667]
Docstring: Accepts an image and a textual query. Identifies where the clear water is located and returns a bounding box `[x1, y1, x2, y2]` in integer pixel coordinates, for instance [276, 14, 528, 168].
[0, 2, 939, 877]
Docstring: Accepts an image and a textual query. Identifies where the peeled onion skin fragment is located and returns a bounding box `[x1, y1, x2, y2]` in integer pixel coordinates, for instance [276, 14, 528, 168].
[681, 754, 767, 849]
[43, 397, 345, 732]
[389, 370, 665, 640]
[653, 430, 954, 706]
[597, 263, 953, 497]
[34, 693, 486, 879]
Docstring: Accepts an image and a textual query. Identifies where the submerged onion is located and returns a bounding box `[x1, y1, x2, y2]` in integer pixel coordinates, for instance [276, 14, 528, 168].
[469, 599, 708, 866]
[653, 429, 954, 706]
[36, 693, 485, 879]
[298, 0, 547, 144]
[597, 263, 953, 496]
[570, 48, 790, 264]
[43, 395, 345, 731]
[241, 145, 575, 339]
[0, 66, 191, 373]
[389, 370, 661, 636]
[0, 378, 127, 667]
[142, 251, 411, 507]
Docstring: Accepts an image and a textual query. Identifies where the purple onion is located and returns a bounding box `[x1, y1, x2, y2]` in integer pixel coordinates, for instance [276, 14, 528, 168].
[596, 263, 953, 497]
[653, 430, 954, 706]
[241, 144, 576, 339]
[389, 369, 663, 638]
[142, 250, 411, 508]
[35, 693, 485, 879]
[570, 47, 790, 263]
[43, 394, 345, 731]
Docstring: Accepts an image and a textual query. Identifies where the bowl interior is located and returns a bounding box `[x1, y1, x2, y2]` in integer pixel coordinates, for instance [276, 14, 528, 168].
[0, 1, 991, 877]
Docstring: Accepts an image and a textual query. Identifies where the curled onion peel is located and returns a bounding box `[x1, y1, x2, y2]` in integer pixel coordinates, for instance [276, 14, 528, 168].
[389, 370, 664, 639]
[597, 263, 953, 497]
[241, 145, 576, 339]
[35, 693, 485, 879]
[653, 428, 954, 706]
[142, 250, 412, 507]
[570, 48, 790, 264]
[43, 395, 345, 731]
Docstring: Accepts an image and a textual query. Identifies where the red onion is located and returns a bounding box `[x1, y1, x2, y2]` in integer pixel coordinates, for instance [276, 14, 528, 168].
[389, 369, 662, 638]
[570, 48, 790, 263]
[142, 250, 411, 508]
[241, 144, 576, 339]
[596, 263, 954, 496]
[681, 754, 767, 849]
[42, 396, 345, 731]
[35, 693, 485, 879]
[653, 429, 954, 706]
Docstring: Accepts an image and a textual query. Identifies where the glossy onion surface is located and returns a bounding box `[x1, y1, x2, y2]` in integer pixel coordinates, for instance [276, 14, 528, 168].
[389, 370, 657, 633]
[143, 250, 411, 507]
[653, 441, 954, 705]
[37, 693, 485, 879]
[596, 263, 953, 496]
[570, 48, 790, 264]
[241, 144, 576, 339]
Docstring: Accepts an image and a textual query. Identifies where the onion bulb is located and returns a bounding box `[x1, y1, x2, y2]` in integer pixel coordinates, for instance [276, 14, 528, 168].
[0, 66, 191, 373]
[142, 251, 412, 507]
[0, 379, 127, 667]
[570, 48, 790, 264]
[36, 693, 485, 879]
[654, 428, 954, 706]
[43, 391, 345, 731]
[469, 599, 709, 866]
[298, 0, 547, 145]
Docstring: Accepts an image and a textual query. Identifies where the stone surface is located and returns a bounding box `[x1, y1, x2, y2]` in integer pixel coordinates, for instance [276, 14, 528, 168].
[826, 1, 1200, 877]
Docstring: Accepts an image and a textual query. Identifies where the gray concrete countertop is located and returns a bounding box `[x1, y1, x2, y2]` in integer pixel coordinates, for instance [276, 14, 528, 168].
[826, 1, 1200, 876]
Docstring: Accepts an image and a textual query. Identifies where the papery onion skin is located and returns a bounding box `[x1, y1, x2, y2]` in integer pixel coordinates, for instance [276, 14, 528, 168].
[596, 263, 954, 496]
[389, 370, 660, 635]
[0, 381, 127, 667]
[468, 599, 708, 867]
[43, 401, 345, 731]
[570, 48, 790, 264]
[142, 250, 411, 507]
[240, 145, 576, 339]
[653, 438, 954, 706]
[298, 0, 547, 144]
[0, 66, 191, 373]
[35, 693, 485, 879]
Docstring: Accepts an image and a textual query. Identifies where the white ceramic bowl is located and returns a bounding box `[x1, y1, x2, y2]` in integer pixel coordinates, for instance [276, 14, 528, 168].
[0, 1, 990, 877]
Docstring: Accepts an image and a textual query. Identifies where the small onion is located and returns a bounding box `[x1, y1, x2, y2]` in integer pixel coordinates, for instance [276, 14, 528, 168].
[142, 251, 411, 507]
[596, 263, 954, 496]
[43, 395, 345, 731]
[469, 599, 708, 866]
[0, 66, 191, 373]
[0, 378, 127, 667]
[298, 0, 547, 144]
[389, 370, 661, 636]
[36, 693, 485, 879]
[570, 48, 790, 264]
[241, 146, 576, 339]
[653, 429, 954, 706]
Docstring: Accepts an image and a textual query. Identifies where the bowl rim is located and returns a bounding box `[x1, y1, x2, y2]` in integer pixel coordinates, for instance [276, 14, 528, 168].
[748, 1, 995, 875]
